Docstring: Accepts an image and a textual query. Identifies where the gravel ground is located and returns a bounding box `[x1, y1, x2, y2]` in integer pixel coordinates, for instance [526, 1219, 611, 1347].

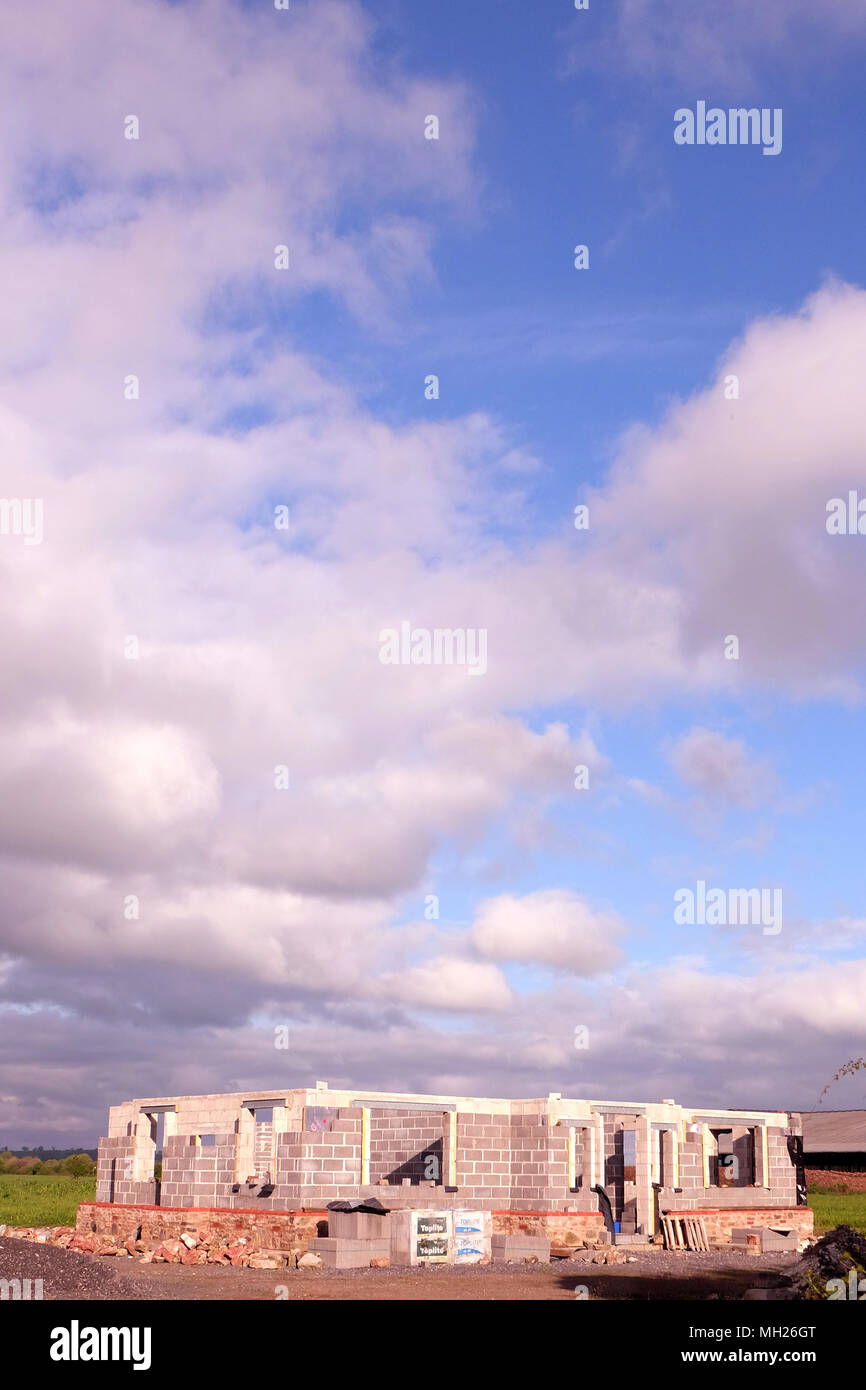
[0, 1237, 177, 1301]
[0, 1235, 801, 1301]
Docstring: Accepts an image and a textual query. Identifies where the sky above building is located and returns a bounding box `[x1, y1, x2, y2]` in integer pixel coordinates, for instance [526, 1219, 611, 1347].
[1, 0, 865, 1144]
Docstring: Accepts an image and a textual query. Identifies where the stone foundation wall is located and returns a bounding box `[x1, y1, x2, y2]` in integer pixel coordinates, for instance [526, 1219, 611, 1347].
[659, 1204, 814, 1243]
[76, 1201, 608, 1252]
[494, 1209, 606, 1245]
[76, 1201, 326, 1253]
[77, 1197, 810, 1252]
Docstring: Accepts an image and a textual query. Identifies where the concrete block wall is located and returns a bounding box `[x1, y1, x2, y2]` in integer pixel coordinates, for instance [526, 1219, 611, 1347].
[661, 1185, 791, 1212]
[635, 1118, 652, 1232]
[704, 1125, 755, 1186]
[508, 1113, 586, 1211]
[665, 1123, 794, 1206]
[454, 1111, 511, 1204]
[369, 1109, 444, 1185]
[253, 1120, 275, 1181]
[603, 1118, 624, 1193]
[732, 1130, 755, 1185]
[508, 1112, 548, 1207]
[679, 1126, 705, 1187]
[560, 1123, 605, 1199]
[767, 1128, 797, 1201]
[571, 1128, 588, 1187]
[269, 1107, 362, 1207]
[353, 1183, 449, 1207]
[659, 1128, 677, 1187]
[95, 1136, 157, 1206]
[599, 1116, 646, 1229]
[97, 1087, 804, 1226]
[159, 1134, 235, 1208]
[159, 1107, 367, 1212]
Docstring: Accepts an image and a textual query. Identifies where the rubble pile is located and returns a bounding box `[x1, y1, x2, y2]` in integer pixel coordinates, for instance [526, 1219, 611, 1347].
[0, 1223, 322, 1269]
[793, 1225, 866, 1300]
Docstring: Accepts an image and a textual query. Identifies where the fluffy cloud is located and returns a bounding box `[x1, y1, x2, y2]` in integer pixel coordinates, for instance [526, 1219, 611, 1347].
[0, 2, 865, 1141]
[471, 890, 625, 974]
[586, 282, 866, 700]
[380, 957, 512, 1012]
[563, 0, 866, 87]
[668, 728, 777, 808]
[4, 948, 865, 1144]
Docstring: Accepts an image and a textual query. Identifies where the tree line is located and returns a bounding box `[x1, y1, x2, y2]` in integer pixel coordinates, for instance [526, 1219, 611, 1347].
[0, 1150, 96, 1177]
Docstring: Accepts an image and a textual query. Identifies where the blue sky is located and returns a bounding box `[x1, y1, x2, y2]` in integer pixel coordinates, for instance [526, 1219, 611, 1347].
[1, 0, 866, 1144]
[300, 0, 866, 481]
[356, 1, 866, 984]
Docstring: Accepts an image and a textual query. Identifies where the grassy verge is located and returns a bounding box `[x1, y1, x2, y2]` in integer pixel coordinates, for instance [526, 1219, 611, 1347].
[0, 1174, 96, 1227]
[807, 1189, 866, 1235]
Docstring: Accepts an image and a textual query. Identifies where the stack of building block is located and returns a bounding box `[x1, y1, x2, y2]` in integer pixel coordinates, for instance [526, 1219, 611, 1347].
[308, 1208, 391, 1268]
[731, 1226, 798, 1254]
[491, 1233, 551, 1263]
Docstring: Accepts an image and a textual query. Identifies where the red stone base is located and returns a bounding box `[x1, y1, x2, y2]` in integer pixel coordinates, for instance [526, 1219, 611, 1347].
[493, 1210, 606, 1244]
[76, 1202, 606, 1253]
[76, 1202, 326, 1253]
[660, 1206, 814, 1244]
[79, 1201, 807, 1252]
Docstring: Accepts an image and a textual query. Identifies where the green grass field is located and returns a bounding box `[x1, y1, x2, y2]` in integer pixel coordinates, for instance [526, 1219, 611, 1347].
[0, 1174, 96, 1228]
[806, 1189, 866, 1235]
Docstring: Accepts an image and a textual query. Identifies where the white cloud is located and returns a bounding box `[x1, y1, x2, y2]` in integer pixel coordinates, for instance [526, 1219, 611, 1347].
[0, 718, 219, 868]
[0, 1, 864, 1139]
[668, 728, 777, 807]
[563, 0, 866, 88]
[471, 889, 625, 974]
[380, 956, 512, 1012]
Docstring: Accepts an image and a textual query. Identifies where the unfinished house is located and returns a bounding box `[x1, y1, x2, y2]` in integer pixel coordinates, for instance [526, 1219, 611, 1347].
[82, 1083, 813, 1262]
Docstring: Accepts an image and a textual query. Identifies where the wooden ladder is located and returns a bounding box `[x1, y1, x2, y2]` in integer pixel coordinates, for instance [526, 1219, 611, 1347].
[660, 1213, 709, 1252]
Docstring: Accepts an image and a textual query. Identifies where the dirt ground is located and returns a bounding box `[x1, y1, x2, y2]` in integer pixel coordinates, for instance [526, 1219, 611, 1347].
[1, 1235, 800, 1301]
[805, 1168, 866, 1192]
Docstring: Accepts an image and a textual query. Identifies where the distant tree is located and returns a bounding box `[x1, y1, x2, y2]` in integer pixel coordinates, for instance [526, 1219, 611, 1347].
[6, 1156, 41, 1174]
[0, 1149, 14, 1173]
[40, 1158, 60, 1173]
[62, 1153, 96, 1178]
